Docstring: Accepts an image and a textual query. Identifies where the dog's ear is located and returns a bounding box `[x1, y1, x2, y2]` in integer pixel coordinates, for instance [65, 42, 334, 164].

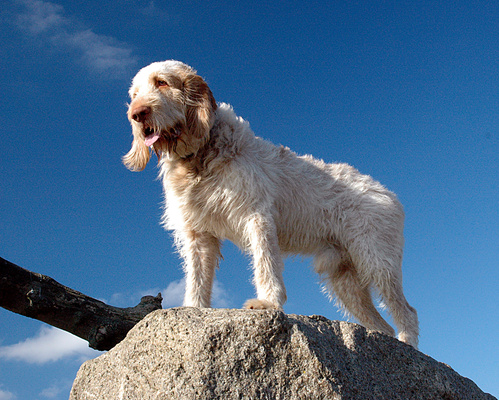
[183, 74, 217, 142]
[122, 137, 151, 171]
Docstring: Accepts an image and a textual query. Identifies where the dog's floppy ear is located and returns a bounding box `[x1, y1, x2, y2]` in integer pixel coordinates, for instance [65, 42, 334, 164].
[183, 74, 217, 142]
[122, 137, 151, 171]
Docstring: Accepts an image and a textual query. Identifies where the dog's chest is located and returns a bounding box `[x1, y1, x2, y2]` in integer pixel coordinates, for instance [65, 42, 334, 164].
[164, 161, 243, 241]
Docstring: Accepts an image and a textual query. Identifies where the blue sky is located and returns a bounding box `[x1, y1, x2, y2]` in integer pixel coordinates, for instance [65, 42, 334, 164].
[0, 0, 497, 398]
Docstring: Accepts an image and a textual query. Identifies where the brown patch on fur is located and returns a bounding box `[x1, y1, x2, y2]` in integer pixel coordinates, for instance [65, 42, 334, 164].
[184, 75, 217, 148]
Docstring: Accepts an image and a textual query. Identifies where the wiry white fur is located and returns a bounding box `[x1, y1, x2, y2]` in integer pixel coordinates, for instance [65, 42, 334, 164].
[124, 60, 419, 348]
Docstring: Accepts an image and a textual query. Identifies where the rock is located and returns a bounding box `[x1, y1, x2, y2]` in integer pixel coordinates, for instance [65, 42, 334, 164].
[70, 308, 495, 400]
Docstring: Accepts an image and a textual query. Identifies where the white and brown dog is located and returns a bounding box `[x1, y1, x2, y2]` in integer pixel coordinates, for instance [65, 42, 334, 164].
[123, 60, 419, 348]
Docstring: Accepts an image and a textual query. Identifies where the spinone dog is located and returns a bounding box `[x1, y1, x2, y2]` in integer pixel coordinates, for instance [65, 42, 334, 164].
[123, 60, 419, 348]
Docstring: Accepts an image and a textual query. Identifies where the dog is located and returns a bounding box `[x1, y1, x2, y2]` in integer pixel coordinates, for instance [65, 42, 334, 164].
[123, 60, 419, 348]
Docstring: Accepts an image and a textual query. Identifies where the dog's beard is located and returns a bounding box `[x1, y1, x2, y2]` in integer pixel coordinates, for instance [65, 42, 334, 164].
[144, 125, 182, 147]
[148, 123, 187, 158]
[144, 127, 161, 147]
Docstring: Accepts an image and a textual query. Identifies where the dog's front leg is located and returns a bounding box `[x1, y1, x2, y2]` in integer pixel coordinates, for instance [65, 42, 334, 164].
[243, 214, 287, 310]
[179, 229, 221, 308]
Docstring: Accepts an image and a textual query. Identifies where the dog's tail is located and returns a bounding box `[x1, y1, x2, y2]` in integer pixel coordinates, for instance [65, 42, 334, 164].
[318, 256, 395, 337]
[333, 261, 395, 336]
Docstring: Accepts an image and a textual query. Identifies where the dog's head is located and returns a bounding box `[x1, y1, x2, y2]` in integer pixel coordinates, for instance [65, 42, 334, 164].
[123, 60, 217, 171]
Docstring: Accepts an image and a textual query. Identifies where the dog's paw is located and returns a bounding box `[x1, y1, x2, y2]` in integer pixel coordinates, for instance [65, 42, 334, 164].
[243, 299, 281, 310]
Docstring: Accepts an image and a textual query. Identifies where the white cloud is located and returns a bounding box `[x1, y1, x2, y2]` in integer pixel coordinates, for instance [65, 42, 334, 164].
[0, 325, 101, 364]
[15, 0, 66, 34]
[14, 0, 137, 77]
[69, 29, 136, 74]
[161, 279, 186, 308]
[139, 0, 170, 19]
[212, 279, 231, 308]
[0, 386, 16, 400]
[110, 278, 233, 309]
[39, 381, 71, 398]
[140, 0, 157, 17]
[161, 278, 231, 308]
[40, 385, 60, 398]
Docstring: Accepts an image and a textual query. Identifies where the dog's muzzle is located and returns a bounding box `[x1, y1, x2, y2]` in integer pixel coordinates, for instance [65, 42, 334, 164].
[144, 125, 182, 148]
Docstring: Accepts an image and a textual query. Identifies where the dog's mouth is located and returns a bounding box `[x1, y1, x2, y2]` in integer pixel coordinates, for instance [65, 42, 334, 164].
[144, 125, 182, 147]
[144, 127, 160, 147]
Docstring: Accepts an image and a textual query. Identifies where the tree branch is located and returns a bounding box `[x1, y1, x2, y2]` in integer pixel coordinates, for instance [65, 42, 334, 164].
[0, 257, 162, 351]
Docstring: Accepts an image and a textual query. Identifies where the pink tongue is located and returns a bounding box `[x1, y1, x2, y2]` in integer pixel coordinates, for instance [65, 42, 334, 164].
[144, 132, 160, 147]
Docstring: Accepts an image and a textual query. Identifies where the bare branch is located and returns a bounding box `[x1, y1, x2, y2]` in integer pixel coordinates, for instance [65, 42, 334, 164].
[0, 257, 162, 350]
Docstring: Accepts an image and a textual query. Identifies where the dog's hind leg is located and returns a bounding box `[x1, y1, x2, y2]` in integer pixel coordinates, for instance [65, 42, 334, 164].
[349, 239, 419, 348]
[375, 275, 419, 348]
[315, 249, 395, 337]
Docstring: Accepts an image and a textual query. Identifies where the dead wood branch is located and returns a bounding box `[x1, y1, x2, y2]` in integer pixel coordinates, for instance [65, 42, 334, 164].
[0, 257, 162, 351]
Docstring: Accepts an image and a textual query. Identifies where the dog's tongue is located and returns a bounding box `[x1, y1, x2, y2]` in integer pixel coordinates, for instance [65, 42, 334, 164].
[144, 131, 160, 147]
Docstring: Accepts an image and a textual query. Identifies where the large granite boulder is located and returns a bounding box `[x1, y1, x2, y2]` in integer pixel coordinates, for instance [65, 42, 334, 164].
[70, 308, 495, 399]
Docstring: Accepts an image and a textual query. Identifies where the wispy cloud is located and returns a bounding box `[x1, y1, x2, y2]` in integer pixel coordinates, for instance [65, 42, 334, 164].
[162, 278, 232, 308]
[14, 0, 66, 34]
[139, 0, 170, 19]
[0, 325, 101, 364]
[39, 384, 61, 399]
[109, 278, 232, 309]
[159, 279, 187, 308]
[13, 0, 137, 77]
[0, 387, 16, 400]
[39, 380, 72, 399]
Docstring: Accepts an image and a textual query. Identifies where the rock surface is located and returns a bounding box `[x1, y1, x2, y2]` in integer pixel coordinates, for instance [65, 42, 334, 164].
[70, 308, 495, 400]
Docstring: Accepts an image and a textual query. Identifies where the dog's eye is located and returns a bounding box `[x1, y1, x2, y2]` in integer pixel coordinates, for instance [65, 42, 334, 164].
[156, 80, 169, 88]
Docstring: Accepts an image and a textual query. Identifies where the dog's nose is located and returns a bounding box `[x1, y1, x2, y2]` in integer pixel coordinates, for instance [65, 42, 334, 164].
[131, 106, 151, 123]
